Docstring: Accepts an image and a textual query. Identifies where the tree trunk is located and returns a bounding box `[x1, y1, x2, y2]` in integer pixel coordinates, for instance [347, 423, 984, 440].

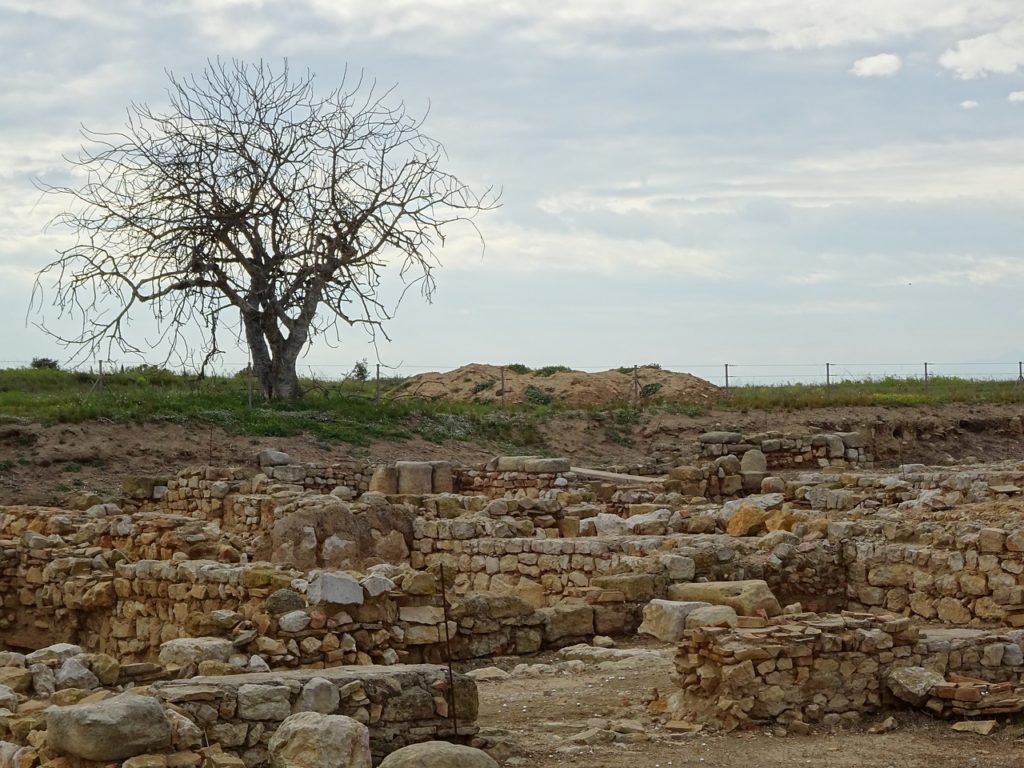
[242, 312, 304, 400]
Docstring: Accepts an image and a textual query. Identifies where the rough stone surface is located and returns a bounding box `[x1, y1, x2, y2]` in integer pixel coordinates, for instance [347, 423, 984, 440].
[667, 579, 782, 617]
[307, 572, 364, 606]
[46, 693, 171, 761]
[158, 637, 234, 667]
[379, 741, 499, 768]
[268, 712, 371, 768]
[638, 600, 712, 642]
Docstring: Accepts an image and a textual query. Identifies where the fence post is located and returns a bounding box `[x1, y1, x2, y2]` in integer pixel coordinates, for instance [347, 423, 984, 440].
[724, 363, 730, 391]
[1018, 362, 1023, 384]
[500, 366, 506, 408]
[633, 365, 639, 401]
[826, 362, 831, 389]
[375, 364, 381, 404]
[924, 362, 929, 386]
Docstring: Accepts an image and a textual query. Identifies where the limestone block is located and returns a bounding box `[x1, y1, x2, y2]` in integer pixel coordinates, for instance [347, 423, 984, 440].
[55, 658, 99, 691]
[591, 574, 657, 602]
[396, 462, 435, 495]
[725, 504, 768, 536]
[667, 580, 782, 617]
[158, 638, 233, 667]
[369, 466, 399, 494]
[46, 693, 171, 761]
[639, 600, 711, 642]
[887, 667, 945, 706]
[685, 605, 738, 629]
[296, 678, 341, 715]
[308, 572, 364, 606]
[740, 449, 767, 474]
[539, 604, 594, 642]
[268, 712, 370, 768]
[430, 462, 454, 493]
[237, 683, 292, 721]
[699, 432, 742, 444]
[258, 449, 291, 467]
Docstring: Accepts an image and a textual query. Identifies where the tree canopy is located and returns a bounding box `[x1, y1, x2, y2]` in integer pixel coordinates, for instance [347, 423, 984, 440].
[33, 59, 499, 399]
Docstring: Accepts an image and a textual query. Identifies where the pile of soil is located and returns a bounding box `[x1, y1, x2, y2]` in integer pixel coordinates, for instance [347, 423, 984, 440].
[397, 364, 719, 407]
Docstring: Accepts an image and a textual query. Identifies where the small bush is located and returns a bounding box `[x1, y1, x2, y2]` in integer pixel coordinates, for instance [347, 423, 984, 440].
[536, 365, 571, 377]
[639, 382, 663, 398]
[31, 358, 60, 370]
[351, 359, 369, 382]
[472, 379, 497, 394]
[505, 363, 532, 375]
[524, 385, 555, 406]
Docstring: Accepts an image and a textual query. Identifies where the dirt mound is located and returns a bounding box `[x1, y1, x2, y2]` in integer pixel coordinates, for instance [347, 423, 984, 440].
[397, 364, 719, 407]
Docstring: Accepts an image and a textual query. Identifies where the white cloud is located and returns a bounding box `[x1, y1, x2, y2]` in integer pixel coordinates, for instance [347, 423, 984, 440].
[940, 20, 1024, 78]
[1010, 91, 1024, 101]
[850, 53, 902, 77]
[961, 99, 980, 109]
[893, 256, 1024, 286]
[441, 220, 729, 277]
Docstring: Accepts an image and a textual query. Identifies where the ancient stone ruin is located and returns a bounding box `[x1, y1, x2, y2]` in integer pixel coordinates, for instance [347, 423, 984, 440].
[3, 425, 1024, 766]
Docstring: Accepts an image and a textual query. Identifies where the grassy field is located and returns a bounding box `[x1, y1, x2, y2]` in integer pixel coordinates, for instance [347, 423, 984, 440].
[1, 367, 1022, 447]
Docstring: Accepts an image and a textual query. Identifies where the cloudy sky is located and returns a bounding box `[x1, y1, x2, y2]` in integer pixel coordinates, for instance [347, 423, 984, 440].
[2, 1, 1024, 384]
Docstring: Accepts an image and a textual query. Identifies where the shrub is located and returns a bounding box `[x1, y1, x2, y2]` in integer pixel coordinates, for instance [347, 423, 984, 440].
[524, 385, 554, 406]
[31, 358, 59, 370]
[536, 365, 571, 377]
[505, 363, 531, 374]
[472, 379, 497, 394]
[640, 382, 663, 398]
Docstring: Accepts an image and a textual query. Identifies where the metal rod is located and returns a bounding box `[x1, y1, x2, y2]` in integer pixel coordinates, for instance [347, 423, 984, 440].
[439, 564, 458, 735]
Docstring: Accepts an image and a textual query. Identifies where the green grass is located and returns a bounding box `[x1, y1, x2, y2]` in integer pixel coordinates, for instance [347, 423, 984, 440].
[722, 376, 1024, 410]
[1, 368, 1022, 452]
[0, 366, 550, 449]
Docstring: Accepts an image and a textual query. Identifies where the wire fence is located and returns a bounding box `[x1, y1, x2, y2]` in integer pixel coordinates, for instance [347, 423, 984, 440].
[2, 358, 1024, 389]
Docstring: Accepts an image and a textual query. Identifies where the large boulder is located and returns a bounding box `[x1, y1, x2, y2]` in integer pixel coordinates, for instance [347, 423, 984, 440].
[666, 579, 782, 617]
[638, 600, 711, 642]
[46, 693, 171, 761]
[379, 741, 498, 768]
[268, 712, 370, 768]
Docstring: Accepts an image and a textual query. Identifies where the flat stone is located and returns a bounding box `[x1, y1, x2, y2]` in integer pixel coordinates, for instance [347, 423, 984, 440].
[379, 741, 498, 768]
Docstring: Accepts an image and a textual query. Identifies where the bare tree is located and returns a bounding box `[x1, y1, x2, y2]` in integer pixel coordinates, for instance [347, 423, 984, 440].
[33, 59, 498, 399]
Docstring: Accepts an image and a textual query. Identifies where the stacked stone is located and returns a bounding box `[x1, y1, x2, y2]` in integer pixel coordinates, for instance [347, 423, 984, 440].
[674, 611, 920, 730]
[923, 675, 1024, 718]
[917, 627, 1024, 682]
[453, 456, 572, 498]
[698, 431, 869, 469]
[0, 662, 477, 768]
[843, 524, 1024, 626]
[256, 459, 370, 495]
[153, 665, 477, 764]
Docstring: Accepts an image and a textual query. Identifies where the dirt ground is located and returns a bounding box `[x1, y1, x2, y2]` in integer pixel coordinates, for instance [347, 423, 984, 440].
[400, 363, 719, 407]
[1, 402, 1022, 506]
[471, 644, 1024, 767]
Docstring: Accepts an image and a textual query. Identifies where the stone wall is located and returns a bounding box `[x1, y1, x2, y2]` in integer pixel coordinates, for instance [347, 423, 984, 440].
[699, 431, 870, 469]
[152, 665, 477, 765]
[842, 521, 1024, 626]
[674, 612, 1024, 730]
[674, 612, 921, 730]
